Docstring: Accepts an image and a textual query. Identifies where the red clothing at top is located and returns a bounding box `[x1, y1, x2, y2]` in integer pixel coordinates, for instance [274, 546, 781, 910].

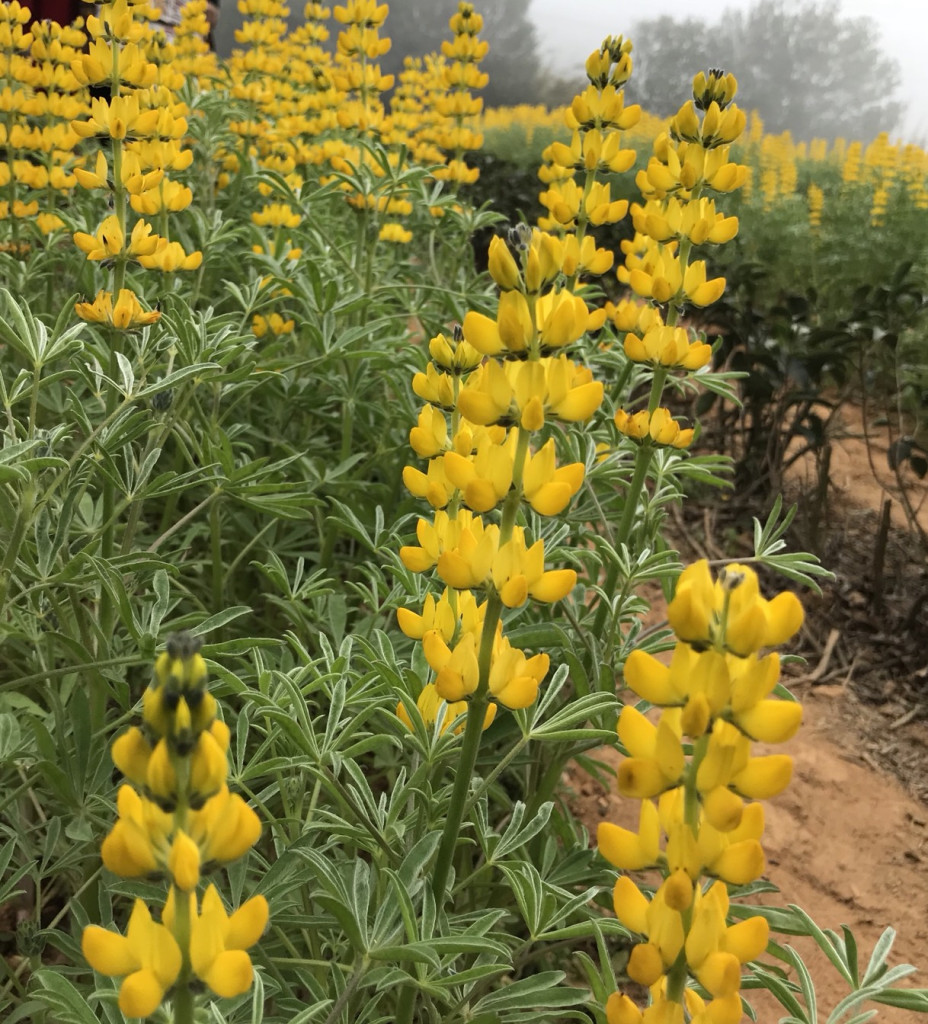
[22, 0, 83, 26]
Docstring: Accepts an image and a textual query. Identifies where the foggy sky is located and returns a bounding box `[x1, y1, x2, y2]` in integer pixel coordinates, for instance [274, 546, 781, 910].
[529, 0, 928, 141]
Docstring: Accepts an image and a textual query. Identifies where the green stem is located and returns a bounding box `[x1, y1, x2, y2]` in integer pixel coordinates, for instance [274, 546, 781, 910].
[684, 734, 708, 830]
[395, 983, 416, 1024]
[172, 974, 195, 1024]
[321, 957, 368, 1024]
[147, 490, 219, 553]
[500, 427, 531, 541]
[592, 369, 669, 637]
[27, 358, 43, 440]
[590, 445, 652, 638]
[465, 734, 530, 812]
[429, 693, 490, 903]
[0, 481, 35, 615]
[209, 497, 223, 613]
[564, 164, 597, 293]
[430, 587, 503, 903]
[663, 952, 689, 1005]
[171, 881, 196, 1024]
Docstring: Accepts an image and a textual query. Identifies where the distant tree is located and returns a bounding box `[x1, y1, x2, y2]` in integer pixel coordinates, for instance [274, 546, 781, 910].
[378, 0, 543, 108]
[625, 17, 715, 118]
[630, 0, 902, 141]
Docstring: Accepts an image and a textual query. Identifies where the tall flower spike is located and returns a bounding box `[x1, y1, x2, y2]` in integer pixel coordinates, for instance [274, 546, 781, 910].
[600, 561, 803, 1020]
[84, 635, 266, 1017]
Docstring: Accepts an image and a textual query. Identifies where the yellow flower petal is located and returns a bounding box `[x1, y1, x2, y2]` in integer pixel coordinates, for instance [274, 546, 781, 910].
[119, 970, 165, 1018]
[204, 949, 254, 997]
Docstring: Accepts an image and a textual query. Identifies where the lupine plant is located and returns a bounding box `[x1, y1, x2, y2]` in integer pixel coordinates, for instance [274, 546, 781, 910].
[1, 4, 928, 1024]
[82, 633, 266, 1020]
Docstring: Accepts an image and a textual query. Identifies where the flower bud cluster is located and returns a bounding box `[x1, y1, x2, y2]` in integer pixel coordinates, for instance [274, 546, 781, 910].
[601, 561, 804, 1024]
[82, 633, 266, 1019]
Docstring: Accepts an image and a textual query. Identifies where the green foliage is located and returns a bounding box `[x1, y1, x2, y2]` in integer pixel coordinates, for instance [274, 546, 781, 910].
[2, 26, 926, 1024]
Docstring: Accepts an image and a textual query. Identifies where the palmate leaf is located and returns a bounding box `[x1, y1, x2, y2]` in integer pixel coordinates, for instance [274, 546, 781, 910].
[751, 494, 833, 592]
[0, 289, 86, 367]
[18, 970, 102, 1024]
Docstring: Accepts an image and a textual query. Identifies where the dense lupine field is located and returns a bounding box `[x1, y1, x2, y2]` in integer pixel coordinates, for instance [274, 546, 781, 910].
[2, 2, 928, 1023]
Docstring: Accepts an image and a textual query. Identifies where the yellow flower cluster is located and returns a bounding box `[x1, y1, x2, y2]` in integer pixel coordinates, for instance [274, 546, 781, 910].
[735, 125, 928, 224]
[82, 634, 266, 1018]
[0, 3, 87, 245]
[539, 35, 639, 242]
[168, 0, 219, 79]
[608, 69, 747, 452]
[601, 561, 804, 1024]
[431, 2, 488, 187]
[69, 0, 201, 327]
[394, 42, 650, 733]
[399, 336, 577, 720]
[807, 182, 824, 232]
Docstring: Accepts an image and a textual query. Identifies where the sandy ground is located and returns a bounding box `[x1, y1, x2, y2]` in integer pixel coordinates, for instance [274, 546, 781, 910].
[787, 399, 928, 537]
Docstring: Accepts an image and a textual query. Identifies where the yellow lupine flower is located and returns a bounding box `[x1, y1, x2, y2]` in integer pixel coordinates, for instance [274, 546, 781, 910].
[491, 529, 576, 607]
[167, 885, 268, 999]
[168, 831, 201, 891]
[457, 356, 603, 429]
[624, 324, 711, 370]
[412, 362, 457, 409]
[409, 404, 449, 459]
[101, 785, 172, 877]
[615, 706, 685, 798]
[74, 288, 162, 329]
[443, 433, 514, 513]
[487, 234, 520, 289]
[428, 330, 483, 373]
[71, 94, 160, 140]
[82, 899, 182, 1018]
[378, 222, 413, 243]
[422, 624, 549, 709]
[614, 407, 694, 449]
[137, 239, 203, 271]
[667, 560, 804, 654]
[522, 438, 584, 516]
[188, 785, 263, 866]
[396, 681, 496, 735]
[397, 588, 483, 643]
[403, 457, 456, 509]
[129, 180, 193, 215]
[598, 798, 660, 870]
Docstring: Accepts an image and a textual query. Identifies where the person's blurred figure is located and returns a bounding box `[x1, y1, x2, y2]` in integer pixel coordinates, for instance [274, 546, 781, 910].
[22, 0, 82, 25]
[153, 0, 219, 45]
